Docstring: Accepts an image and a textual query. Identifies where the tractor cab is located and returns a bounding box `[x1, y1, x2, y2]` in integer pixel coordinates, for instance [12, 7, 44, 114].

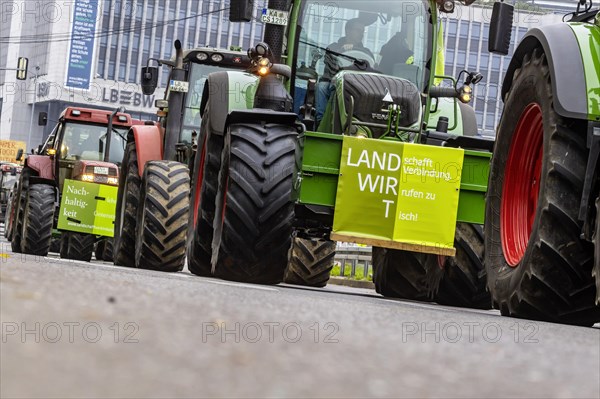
[39, 107, 131, 193]
[141, 46, 252, 151]
[294, 0, 430, 110]
[178, 48, 252, 145]
[291, 0, 483, 139]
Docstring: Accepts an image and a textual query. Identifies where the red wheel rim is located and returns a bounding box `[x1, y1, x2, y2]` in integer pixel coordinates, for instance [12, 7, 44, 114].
[501, 103, 544, 267]
[192, 135, 208, 227]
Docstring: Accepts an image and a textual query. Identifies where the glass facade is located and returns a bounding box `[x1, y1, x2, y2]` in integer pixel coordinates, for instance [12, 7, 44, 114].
[95, 0, 576, 136]
[442, 17, 530, 134]
[96, 0, 264, 88]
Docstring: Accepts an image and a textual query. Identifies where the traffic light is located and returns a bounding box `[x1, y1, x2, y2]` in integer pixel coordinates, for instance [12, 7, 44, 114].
[16, 57, 28, 80]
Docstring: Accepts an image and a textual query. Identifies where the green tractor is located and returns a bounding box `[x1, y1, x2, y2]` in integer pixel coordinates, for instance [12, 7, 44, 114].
[128, 0, 506, 306]
[113, 46, 254, 271]
[484, 0, 600, 325]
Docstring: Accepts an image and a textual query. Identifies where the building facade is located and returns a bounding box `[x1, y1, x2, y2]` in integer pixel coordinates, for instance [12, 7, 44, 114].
[0, 0, 581, 149]
[0, 0, 265, 149]
[441, 1, 574, 135]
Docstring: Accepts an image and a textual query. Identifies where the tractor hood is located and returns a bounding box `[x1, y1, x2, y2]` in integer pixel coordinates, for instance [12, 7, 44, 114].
[72, 160, 119, 186]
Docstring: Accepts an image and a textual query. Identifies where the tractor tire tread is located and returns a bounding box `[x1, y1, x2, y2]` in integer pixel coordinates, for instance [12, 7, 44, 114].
[283, 237, 336, 287]
[136, 161, 189, 272]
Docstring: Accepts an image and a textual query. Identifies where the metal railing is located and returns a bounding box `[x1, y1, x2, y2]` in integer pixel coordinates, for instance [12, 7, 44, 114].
[333, 244, 372, 279]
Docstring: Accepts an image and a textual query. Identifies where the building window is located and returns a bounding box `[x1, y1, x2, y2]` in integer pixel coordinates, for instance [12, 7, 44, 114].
[119, 63, 126, 81]
[108, 61, 116, 80]
[129, 65, 137, 83]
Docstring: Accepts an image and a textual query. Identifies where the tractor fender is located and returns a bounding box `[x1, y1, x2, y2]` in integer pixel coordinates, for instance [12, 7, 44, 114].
[24, 155, 54, 182]
[428, 98, 479, 137]
[200, 71, 260, 137]
[130, 125, 163, 176]
[225, 109, 300, 129]
[501, 24, 588, 120]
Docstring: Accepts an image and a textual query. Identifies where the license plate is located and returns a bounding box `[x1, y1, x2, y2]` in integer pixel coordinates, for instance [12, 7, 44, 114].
[261, 8, 288, 26]
[94, 166, 109, 175]
[169, 80, 189, 93]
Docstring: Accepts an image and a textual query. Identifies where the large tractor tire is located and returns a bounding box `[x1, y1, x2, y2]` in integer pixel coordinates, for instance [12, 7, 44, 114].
[10, 192, 24, 253]
[10, 172, 29, 253]
[594, 198, 599, 306]
[21, 184, 55, 256]
[113, 142, 140, 267]
[4, 184, 17, 239]
[135, 161, 190, 272]
[187, 125, 222, 277]
[212, 123, 298, 284]
[95, 238, 114, 262]
[60, 232, 95, 262]
[372, 247, 443, 301]
[484, 49, 599, 325]
[435, 224, 491, 309]
[283, 237, 336, 287]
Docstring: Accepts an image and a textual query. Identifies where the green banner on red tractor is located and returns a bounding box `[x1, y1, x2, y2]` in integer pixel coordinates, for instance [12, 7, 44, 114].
[57, 179, 118, 237]
[331, 137, 464, 256]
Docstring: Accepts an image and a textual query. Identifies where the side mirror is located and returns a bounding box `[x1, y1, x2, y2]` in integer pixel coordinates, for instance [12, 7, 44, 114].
[38, 111, 48, 126]
[140, 66, 159, 95]
[229, 0, 253, 22]
[15, 149, 23, 161]
[488, 2, 514, 55]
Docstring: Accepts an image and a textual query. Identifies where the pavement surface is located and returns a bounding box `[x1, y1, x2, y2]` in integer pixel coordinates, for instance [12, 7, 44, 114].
[1, 235, 599, 398]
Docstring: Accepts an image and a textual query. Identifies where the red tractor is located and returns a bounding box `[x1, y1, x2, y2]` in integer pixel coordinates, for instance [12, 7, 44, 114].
[9, 106, 140, 262]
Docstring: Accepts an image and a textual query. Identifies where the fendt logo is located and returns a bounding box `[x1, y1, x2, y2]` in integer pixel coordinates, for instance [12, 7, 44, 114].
[371, 113, 389, 121]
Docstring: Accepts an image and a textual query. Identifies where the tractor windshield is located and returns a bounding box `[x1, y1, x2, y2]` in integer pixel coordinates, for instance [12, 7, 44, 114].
[296, 0, 431, 89]
[181, 62, 236, 144]
[59, 122, 127, 164]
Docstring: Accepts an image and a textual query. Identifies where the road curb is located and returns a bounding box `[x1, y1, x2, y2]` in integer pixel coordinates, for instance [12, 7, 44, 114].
[327, 276, 375, 289]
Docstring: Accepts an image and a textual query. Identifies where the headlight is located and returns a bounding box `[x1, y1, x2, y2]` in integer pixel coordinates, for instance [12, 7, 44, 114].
[257, 57, 272, 76]
[107, 177, 119, 185]
[81, 174, 94, 182]
[459, 85, 473, 104]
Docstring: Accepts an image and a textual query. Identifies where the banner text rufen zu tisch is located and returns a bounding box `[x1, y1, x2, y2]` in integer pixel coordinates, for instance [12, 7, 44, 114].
[65, 0, 100, 90]
[57, 179, 117, 237]
[333, 137, 464, 251]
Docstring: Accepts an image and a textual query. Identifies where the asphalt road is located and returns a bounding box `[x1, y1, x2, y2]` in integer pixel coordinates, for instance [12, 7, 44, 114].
[1, 234, 599, 398]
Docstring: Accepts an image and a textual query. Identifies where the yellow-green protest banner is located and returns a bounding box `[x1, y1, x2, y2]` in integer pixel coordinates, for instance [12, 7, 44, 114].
[331, 137, 464, 256]
[57, 179, 118, 237]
